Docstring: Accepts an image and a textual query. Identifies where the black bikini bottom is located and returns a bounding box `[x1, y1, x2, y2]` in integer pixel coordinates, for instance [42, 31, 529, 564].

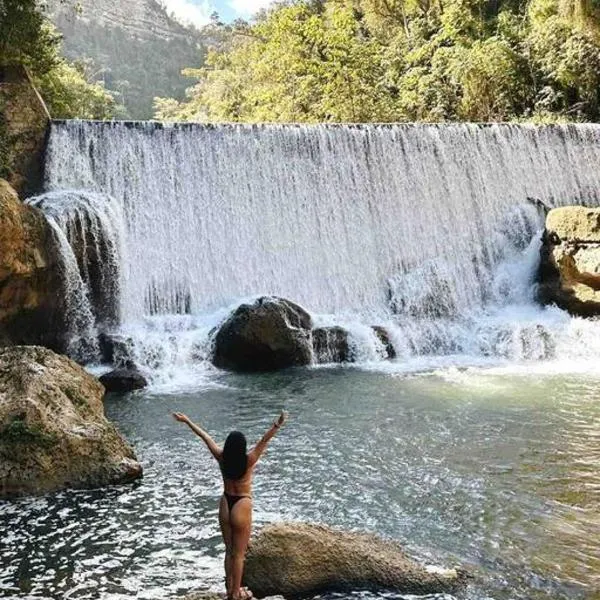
[224, 492, 251, 511]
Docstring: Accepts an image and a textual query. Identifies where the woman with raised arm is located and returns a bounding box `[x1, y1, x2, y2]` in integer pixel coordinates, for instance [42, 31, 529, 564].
[172, 410, 287, 600]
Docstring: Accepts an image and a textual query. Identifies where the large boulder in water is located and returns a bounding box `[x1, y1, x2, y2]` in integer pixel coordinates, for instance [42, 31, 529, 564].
[538, 206, 600, 316]
[243, 522, 467, 598]
[212, 297, 313, 372]
[0, 180, 65, 350]
[100, 366, 148, 393]
[0, 346, 142, 498]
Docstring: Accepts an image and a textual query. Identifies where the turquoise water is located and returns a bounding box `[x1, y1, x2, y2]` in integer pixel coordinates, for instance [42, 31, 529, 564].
[1, 366, 599, 599]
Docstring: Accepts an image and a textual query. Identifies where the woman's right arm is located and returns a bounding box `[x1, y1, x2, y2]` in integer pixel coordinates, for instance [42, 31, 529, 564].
[173, 412, 222, 461]
[249, 411, 287, 465]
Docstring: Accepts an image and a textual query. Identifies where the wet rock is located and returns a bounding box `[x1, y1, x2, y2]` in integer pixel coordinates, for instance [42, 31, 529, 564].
[0, 179, 66, 350]
[98, 332, 135, 366]
[538, 206, 600, 316]
[371, 326, 396, 359]
[243, 522, 468, 598]
[0, 346, 142, 498]
[312, 326, 351, 363]
[212, 297, 313, 372]
[99, 367, 148, 393]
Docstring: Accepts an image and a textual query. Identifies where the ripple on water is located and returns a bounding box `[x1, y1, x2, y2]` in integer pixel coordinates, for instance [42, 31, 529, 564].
[1, 368, 599, 599]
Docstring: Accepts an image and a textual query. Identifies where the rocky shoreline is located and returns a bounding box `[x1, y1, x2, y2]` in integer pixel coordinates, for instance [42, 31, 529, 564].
[0, 346, 142, 499]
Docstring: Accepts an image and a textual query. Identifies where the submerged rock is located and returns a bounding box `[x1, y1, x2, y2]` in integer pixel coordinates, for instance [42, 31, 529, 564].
[243, 522, 467, 598]
[99, 366, 148, 393]
[212, 297, 313, 372]
[0, 346, 142, 498]
[0, 180, 66, 350]
[538, 206, 600, 316]
[312, 326, 351, 363]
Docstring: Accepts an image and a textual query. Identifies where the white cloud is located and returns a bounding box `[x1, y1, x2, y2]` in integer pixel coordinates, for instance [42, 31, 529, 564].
[228, 0, 275, 17]
[160, 0, 214, 28]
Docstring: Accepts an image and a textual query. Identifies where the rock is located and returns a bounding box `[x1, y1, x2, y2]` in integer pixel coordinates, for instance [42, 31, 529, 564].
[371, 326, 397, 359]
[0, 346, 142, 498]
[538, 206, 600, 316]
[0, 65, 49, 197]
[212, 297, 313, 372]
[98, 332, 135, 366]
[0, 179, 66, 350]
[545, 206, 600, 243]
[312, 326, 351, 363]
[243, 523, 467, 598]
[99, 367, 148, 393]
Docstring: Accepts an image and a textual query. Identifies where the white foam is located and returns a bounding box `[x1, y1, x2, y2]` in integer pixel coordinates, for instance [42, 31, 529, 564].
[42, 122, 600, 389]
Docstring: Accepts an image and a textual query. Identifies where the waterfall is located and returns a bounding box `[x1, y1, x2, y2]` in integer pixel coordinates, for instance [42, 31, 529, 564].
[42, 121, 600, 380]
[27, 190, 125, 362]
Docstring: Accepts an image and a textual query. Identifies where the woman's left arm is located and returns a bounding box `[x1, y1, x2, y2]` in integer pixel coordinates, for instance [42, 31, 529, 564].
[173, 413, 222, 461]
[249, 411, 287, 465]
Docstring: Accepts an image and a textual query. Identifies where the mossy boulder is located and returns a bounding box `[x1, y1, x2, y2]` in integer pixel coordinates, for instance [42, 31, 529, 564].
[0, 346, 142, 498]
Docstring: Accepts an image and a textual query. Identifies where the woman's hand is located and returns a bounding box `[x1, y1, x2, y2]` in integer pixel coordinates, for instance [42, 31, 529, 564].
[276, 410, 288, 427]
[173, 412, 189, 423]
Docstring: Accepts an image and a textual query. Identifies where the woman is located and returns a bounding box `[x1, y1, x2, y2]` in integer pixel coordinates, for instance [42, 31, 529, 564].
[173, 410, 287, 600]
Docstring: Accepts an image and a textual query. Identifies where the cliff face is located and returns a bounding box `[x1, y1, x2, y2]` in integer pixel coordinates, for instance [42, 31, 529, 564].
[48, 0, 196, 44]
[46, 0, 205, 119]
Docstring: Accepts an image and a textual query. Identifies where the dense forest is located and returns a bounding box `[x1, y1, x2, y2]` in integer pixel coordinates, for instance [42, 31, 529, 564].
[155, 0, 600, 123]
[0, 0, 118, 120]
[48, 0, 206, 119]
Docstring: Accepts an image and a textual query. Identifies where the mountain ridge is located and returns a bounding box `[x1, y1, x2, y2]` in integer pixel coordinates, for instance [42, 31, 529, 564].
[46, 0, 205, 119]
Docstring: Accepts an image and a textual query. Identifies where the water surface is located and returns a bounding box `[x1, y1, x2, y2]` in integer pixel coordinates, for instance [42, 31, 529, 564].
[1, 366, 599, 600]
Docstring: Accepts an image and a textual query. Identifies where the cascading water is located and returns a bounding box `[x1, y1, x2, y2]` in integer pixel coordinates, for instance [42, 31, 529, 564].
[42, 121, 600, 383]
[27, 190, 125, 362]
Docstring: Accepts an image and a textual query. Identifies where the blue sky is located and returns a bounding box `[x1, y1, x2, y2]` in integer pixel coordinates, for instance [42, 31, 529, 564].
[160, 0, 275, 26]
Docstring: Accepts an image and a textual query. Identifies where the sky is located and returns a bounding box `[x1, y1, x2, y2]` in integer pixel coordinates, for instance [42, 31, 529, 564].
[160, 0, 275, 27]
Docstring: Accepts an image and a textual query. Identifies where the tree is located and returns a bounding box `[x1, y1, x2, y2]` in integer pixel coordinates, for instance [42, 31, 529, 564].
[157, 0, 600, 123]
[0, 0, 61, 74]
[0, 0, 117, 119]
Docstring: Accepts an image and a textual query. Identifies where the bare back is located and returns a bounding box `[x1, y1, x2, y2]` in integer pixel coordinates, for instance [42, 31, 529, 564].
[221, 460, 255, 496]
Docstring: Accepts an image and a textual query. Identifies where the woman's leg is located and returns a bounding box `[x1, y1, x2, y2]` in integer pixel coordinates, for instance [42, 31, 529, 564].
[218, 495, 233, 597]
[229, 497, 253, 600]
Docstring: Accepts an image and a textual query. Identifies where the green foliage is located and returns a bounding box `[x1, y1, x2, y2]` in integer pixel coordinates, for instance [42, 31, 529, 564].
[157, 0, 600, 123]
[0, 0, 118, 119]
[35, 59, 119, 120]
[51, 5, 206, 119]
[0, 0, 61, 74]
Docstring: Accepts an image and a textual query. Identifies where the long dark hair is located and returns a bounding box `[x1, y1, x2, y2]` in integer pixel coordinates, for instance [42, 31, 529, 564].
[222, 431, 248, 480]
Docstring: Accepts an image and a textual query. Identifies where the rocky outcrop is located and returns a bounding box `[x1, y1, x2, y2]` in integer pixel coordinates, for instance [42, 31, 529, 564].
[538, 206, 600, 316]
[0, 66, 49, 197]
[0, 179, 66, 350]
[212, 297, 313, 372]
[0, 346, 142, 498]
[100, 366, 148, 393]
[243, 523, 467, 598]
[312, 326, 351, 363]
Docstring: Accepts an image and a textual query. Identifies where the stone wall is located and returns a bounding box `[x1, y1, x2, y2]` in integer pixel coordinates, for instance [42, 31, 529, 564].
[0, 65, 50, 198]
